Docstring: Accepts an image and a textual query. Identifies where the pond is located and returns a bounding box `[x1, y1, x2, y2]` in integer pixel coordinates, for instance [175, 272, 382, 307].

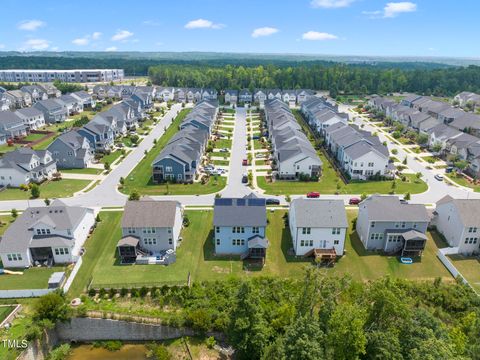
[68, 344, 148, 360]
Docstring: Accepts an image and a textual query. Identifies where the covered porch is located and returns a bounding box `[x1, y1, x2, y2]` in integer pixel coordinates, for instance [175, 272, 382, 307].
[117, 236, 140, 264]
[241, 236, 269, 263]
[401, 230, 427, 257]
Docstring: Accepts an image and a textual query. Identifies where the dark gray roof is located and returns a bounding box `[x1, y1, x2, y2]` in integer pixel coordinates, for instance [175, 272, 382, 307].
[361, 195, 429, 222]
[122, 199, 180, 228]
[15, 107, 44, 118]
[213, 198, 267, 227]
[291, 199, 348, 228]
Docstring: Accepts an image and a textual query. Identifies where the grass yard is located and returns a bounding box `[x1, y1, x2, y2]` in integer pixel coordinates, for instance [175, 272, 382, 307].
[0, 306, 16, 323]
[257, 152, 427, 195]
[74, 209, 453, 295]
[446, 173, 480, 192]
[60, 168, 103, 175]
[212, 159, 230, 166]
[214, 139, 232, 149]
[449, 255, 480, 293]
[256, 160, 268, 166]
[31, 135, 57, 150]
[100, 150, 123, 165]
[0, 216, 14, 236]
[23, 133, 46, 142]
[0, 266, 67, 290]
[121, 109, 227, 196]
[0, 179, 91, 200]
[253, 139, 265, 150]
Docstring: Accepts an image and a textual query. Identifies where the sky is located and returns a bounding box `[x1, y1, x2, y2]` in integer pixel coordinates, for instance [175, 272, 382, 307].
[0, 0, 479, 58]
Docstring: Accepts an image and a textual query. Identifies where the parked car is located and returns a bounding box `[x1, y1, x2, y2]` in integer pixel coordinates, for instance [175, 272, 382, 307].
[306, 192, 320, 198]
[252, 135, 260, 140]
[445, 166, 454, 173]
[242, 159, 248, 166]
[266, 198, 280, 205]
[242, 173, 248, 183]
[434, 174, 444, 181]
[219, 148, 229, 152]
[255, 153, 265, 159]
[348, 197, 361, 205]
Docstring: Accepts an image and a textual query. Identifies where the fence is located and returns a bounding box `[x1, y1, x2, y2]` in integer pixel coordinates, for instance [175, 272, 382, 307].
[0, 288, 55, 299]
[62, 256, 83, 293]
[436, 248, 478, 295]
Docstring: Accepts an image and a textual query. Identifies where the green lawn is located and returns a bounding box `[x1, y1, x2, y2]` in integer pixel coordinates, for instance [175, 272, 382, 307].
[0, 179, 91, 200]
[214, 139, 232, 149]
[0, 306, 16, 323]
[253, 139, 265, 150]
[255, 160, 268, 166]
[0, 266, 67, 290]
[23, 133, 46, 142]
[449, 255, 480, 293]
[60, 168, 103, 175]
[257, 153, 427, 195]
[0, 216, 14, 236]
[212, 160, 229, 166]
[0, 143, 22, 153]
[446, 173, 480, 192]
[121, 109, 226, 196]
[31, 135, 57, 150]
[84, 209, 451, 291]
[100, 150, 123, 165]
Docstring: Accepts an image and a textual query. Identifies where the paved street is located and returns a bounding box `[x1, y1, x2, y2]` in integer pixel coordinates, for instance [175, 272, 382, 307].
[1, 102, 478, 212]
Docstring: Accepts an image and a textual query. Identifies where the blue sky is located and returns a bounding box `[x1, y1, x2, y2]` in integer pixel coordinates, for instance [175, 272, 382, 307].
[0, 0, 478, 58]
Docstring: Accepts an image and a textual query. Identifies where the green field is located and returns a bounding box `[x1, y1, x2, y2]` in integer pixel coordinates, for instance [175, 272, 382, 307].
[80, 209, 451, 293]
[212, 159, 230, 166]
[100, 150, 123, 165]
[449, 255, 480, 293]
[121, 109, 227, 195]
[60, 168, 103, 175]
[214, 139, 232, 149]
[0, 179, 91, 200]
[23, 133, 46, 142]
[0, 216, 14, 236]
[0, 266, 67, 290]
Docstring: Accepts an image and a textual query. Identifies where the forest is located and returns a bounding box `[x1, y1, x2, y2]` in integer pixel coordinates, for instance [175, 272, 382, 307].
[64, 269, 480, 360]
[148, 63, 480, 96]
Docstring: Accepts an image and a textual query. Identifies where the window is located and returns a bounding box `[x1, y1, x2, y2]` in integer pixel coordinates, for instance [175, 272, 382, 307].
[128, 227, 135, 234]
[216, 238, 220, 245]
[370, 233, 383, 240]
[168, 229, 172, 234]
[252, 227, 259, 234]
[401, 222, 406, 228]
[7, 253, 22, 261]
[36, 229, 41, 235]
[216, 226, 220, 233]
[368, 162, 374, 167]
[395, 222, 400, 228]
[232, 239, 236, 246]
[300, 240, 305, 246]
[308, 240, 313, 246]
[334, 240, 340, 245]
[332, 228, 341, 235]
[302, 227, 311, 235]
[165, 166, 173, 172]
[168, 238, 173, 245]
[371, 221, 375, 228]
[54, 248, 69, 256]
[468, 227, 478, 233]
[144, 238, 157, 245]
[413, 223, 417, 229]
[241, 239, 245, 246]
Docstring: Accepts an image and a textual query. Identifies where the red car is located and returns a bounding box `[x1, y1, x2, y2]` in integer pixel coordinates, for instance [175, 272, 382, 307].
[306, 192, 320, 198]
[242, 159, 248, 166]
[349, 197, 361, 205]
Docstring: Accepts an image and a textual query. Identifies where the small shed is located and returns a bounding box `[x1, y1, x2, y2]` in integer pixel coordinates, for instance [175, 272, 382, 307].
[48, 271, 66, 289]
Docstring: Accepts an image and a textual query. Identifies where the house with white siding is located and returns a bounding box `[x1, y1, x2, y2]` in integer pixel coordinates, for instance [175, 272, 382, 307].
[15, 107, 46, 130]
[289, 199, 347, 257]
[0, 200, 95, 268]
[434, 195, 480, 255]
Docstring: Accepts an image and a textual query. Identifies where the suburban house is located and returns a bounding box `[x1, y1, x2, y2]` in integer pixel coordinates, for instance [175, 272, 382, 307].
[296, 89, 315, 104]
[117, 199, 183, 264]
[213, 196, 269, 261]
[20, 85, 49, 103]
[78, 120, 115, 152]
[202, 88, 218, 101]
[186, 88, 202, 103]
[174, 88, 186, 103]
[356, 195, 430, 256]
[224, 90, 238, 105]
[264, 98, 322, 179]
[454, 91, 480, 109]
[289, 199, 348, 259]
[427, 124, 463, 152]
[152, 100, 218, 183]
[70, 91, 96, 109]
[325, 123, 390, 180]
[253, 89, 267, 106]
[5, 90, 32, 108]
[131, 92, 153, 110]
[156, 87, 175, 102]
[15, 107, 46, 130]
[0, 148, 57, 187]
[57, 94, 83, 115]
[434, 195, 480, 255]
[0, 200, 95, 268]
[239, 89, 253, 103]
[37, 83, 61, 98]
[0, 93, 12, 111]
[267, 89, 283, 100]
[47, 130, 94, 169]
[0, 111, 28, 139]
[34, 99, 68, 123]
[282, 90, 297, 107]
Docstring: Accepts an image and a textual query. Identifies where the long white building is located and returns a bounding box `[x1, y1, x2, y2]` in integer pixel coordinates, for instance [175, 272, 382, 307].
[0, 69, 124, 83]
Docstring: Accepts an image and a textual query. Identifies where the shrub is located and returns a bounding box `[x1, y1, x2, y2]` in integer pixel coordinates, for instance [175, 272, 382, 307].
[120, 288, 128, 297]
[139, 286, 148, 297]
[47, 343, 71, 360]
[98, 288, 107, 298]
[129, 191, 141, 201]
[206, 336, 216, 349]
[88, 288, 96, 297]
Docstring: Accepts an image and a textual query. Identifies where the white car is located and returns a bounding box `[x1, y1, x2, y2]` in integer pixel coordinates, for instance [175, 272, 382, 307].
[255, 153, 265, 159]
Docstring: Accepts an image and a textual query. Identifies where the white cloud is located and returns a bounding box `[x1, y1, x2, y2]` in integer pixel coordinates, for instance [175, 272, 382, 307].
[0, 44, 5, 49]
[184, 19, 224, 29]
[311, 0, 355, 8]
[105, 46, 117, 52]
[18, 19, 46, 31]
[384, 2, 417, 17]
[23, 38, 50, 50]
[252, 27, 279, 38]
[72, 37, 89, 46]
[92, 32, 102, 40]
[111, 30, 134, 41]
[302, 31, 338, 41]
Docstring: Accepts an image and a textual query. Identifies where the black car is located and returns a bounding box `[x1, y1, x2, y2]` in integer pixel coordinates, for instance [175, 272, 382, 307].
[242, 175, 248, 184]
[266, 198, 280, 205]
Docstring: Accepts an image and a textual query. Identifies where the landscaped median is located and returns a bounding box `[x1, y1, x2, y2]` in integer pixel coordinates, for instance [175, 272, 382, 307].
[120, 108, 226, 196]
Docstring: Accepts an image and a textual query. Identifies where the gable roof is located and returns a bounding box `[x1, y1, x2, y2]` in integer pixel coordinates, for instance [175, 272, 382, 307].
[291, 199, 348, 228]
[122, 199, 180, 228]
[361, 195, 429, 222]
[213, 197, 267, 227]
